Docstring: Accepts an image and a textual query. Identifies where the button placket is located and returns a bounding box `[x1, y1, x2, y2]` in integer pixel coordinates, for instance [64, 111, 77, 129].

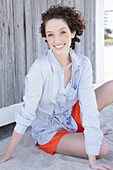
[53, 110, 55, 114]
[57, 69, 67, 110]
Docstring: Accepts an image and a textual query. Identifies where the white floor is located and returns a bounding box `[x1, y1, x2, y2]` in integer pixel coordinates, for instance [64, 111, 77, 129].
[104, 45, 113, 82]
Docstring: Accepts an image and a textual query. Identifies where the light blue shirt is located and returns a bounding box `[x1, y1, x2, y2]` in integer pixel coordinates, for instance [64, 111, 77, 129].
[14, 48, 103, 155]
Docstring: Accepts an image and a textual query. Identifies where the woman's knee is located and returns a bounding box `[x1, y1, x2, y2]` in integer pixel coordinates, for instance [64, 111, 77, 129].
[108, 80, 113, 88]
[105, 80, 113, 96]
[98, 140, 109, 158]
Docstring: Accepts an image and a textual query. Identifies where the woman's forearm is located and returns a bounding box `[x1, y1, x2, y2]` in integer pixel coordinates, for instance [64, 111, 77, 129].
[1, 130, 23, 162]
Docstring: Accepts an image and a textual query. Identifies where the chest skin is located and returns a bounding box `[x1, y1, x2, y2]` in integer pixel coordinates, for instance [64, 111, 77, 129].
[64, 63, 72, 88]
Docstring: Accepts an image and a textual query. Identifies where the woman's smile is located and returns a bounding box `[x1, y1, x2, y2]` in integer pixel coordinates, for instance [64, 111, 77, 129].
[54, 43, 66, 50]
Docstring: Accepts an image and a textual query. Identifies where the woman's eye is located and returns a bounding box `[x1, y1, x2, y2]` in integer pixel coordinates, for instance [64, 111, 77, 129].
[61, 31, 66, 34]
[48, 34, 53, 37]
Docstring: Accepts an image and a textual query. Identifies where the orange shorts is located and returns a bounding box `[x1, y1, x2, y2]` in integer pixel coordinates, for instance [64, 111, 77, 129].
[36, 100, 84, 155]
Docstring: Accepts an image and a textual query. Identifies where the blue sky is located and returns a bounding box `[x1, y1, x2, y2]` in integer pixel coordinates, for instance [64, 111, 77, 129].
[104, 0, 113, 10]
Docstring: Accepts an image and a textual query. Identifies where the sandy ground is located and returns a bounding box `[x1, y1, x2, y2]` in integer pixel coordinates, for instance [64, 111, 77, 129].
[0, 103, 113, 170]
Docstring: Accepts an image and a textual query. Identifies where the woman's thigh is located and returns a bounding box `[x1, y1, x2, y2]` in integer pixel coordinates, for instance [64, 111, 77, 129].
[55, 133, 108, 158]
[94, 80, 113, 112]
[55, 133, 88, 158]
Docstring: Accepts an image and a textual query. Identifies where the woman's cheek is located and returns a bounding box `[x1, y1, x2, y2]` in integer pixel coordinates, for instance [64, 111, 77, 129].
[63, 34, 69, 39]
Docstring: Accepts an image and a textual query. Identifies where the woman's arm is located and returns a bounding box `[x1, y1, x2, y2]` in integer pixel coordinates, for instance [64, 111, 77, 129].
[0, 63, 44, 163]
[78, 56, 113, 169]
[0, 131, 23, 163]
[78, 57, 103, 155]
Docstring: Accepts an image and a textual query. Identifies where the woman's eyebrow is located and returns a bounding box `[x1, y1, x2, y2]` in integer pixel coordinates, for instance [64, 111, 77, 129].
[59, 27, 67, 31]
[46, 27, 67, 33]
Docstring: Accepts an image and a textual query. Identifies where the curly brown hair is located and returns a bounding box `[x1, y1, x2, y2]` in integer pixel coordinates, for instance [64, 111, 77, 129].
[40, 4, 86, 50]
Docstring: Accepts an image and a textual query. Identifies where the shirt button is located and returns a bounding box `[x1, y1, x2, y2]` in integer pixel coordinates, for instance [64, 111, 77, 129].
[64, 94, 66, 97]
[61, 105, 64, 108]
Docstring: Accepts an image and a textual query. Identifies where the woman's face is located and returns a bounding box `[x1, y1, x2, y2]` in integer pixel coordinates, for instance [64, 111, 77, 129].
[45, 19, 75, 58]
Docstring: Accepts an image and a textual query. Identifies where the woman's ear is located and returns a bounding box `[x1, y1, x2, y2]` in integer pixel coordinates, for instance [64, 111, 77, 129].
[71, 31, 76, 38]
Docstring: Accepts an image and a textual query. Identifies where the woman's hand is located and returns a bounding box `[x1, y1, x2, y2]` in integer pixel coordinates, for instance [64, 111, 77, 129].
[0, 154, 9, 163]
[88, 155, 113, 170]
[90, 160, 113, 170]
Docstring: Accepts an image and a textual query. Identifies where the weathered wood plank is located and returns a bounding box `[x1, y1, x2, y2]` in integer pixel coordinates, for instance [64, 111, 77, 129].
[24, 0, 33, 73]
[62, 0, 74, 7]
[73, 0, 85, 54]
[0, 0, 15, 107]
[12, 0, 25, 103]
[84, 0, 95, 82]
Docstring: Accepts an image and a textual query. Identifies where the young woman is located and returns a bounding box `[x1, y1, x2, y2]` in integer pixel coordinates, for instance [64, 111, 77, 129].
[0, 4, 113, 170]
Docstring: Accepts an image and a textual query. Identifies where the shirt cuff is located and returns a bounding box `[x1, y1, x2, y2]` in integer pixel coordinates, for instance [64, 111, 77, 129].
[14, 123, 27, 135]
[86, 144, 101, 155]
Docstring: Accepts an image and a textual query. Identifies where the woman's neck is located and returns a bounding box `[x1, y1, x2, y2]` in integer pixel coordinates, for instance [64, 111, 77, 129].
[53, 52, 71, 68]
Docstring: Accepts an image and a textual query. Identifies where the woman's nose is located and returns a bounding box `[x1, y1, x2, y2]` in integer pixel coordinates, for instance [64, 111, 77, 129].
[54, 35, 61, 43]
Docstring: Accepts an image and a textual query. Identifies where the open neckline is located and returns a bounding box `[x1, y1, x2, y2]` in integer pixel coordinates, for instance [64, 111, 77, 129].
[64, 63, 72, 89]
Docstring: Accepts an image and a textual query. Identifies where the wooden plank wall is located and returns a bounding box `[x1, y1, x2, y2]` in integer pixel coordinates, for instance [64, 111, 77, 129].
[0, 0, 95, 108]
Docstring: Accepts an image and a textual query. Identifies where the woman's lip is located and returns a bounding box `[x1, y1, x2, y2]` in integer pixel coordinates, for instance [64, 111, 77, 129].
[54, 44, 65, 49]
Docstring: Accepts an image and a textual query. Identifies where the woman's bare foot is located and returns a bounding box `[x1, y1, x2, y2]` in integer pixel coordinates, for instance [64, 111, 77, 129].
[101, 127, 112, 135]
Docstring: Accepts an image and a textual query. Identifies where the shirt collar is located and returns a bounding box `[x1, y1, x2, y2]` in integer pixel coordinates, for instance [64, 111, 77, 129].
[47, 48, 80, 72]
[69, 49, 81, 69]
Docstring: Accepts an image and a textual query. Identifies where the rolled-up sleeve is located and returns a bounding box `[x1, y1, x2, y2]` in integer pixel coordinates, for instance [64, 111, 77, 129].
[14, 63, 44, 134]
[78, 57, 103, 155]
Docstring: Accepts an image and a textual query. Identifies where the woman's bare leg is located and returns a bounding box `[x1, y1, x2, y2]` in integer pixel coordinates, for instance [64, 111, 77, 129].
[95, 80, 113, 112]
[55, 80, 113, 158]
[55, 133, 108, 158]
[95, 80, 113, 135]
[55, 133, 87, 157]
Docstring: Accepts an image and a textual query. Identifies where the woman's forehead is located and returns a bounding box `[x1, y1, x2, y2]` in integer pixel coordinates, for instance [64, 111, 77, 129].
[45, 19, 69, 32]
